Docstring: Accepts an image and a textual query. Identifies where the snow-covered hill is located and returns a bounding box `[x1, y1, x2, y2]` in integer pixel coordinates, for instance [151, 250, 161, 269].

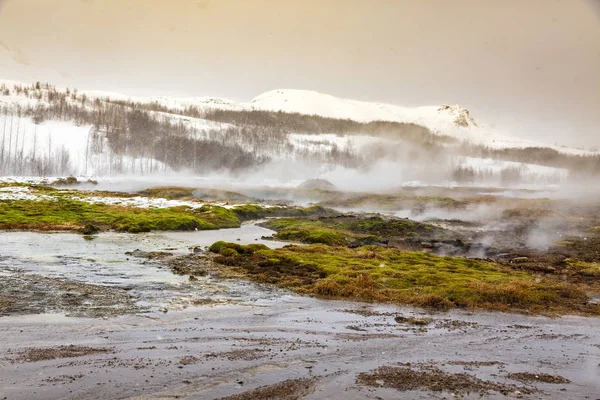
[79, 86, 594, 157]
[246, 89, 594, 156]
[0, 79, 591, 189]
[2, 79, 593, 156]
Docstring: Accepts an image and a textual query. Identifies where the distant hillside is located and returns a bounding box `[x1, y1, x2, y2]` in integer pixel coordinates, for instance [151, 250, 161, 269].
[84, 86, 597, 157]
[0, 80, 598, 187]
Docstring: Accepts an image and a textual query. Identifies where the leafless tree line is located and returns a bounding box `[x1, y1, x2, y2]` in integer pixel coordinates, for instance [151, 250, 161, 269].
[120, 97, 600, 175]
[0, 108, 72, 176]
[1, 81, 598, 178]
[0, 83, 360, 175]
[451, 165, 564, 185]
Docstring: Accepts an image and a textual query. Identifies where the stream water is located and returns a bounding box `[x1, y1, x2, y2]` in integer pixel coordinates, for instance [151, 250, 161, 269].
[0, 224, 290, 313]
[1, 226, 600, 399]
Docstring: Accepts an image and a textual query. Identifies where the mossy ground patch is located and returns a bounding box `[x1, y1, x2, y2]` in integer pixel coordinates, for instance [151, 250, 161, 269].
[208, 242, 599, 315]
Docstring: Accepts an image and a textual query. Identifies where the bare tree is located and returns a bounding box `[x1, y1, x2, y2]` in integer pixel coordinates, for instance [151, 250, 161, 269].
[0, 110, 7, 170]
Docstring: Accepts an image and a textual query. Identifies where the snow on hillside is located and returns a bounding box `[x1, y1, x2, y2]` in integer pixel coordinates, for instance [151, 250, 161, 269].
[91, 85, 595, 156]
[250, 89, 456, 126]
[0, 79, 592, 190]
[0, 115, 170, 176]
[0, 115, 90, 171]
[2, 79, 593, 156]
[152, 111, 234, 134]
[247, 89, 594, 156]
[288, 133, 567, 183]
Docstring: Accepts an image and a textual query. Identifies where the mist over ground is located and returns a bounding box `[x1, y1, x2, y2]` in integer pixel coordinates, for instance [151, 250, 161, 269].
[1, 0, 599, 149]
[1, 3, 600, 398]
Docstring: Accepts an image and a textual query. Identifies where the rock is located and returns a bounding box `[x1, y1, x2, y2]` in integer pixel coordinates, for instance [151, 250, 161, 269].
[80, 224, 100, 235]
[349, 236, 388, 248]
[125, 249, 148, 258]
[297, 178, 336, 191]
[438, 104, 478, 127]
[125, 249, 171, 259]
[188, 275, 198, 282]
[494, 253, 513, 259]
[395, 315, 433, 326]
[53, 176, 79, 186]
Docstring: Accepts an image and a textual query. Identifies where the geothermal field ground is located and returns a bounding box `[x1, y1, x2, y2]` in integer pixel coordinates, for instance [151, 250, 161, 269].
[1, 0, 599, 397]
[1, 80, 600, 399]
[1, 176, 600, 399]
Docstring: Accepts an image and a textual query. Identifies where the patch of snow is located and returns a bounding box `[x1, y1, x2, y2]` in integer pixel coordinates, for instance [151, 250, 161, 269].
[0, 114, 172, 176]
[0, 185, 54, 201]
[73, 195, 271, 211]
[74, 195, 207, 209]
[0, 183, 270, 211]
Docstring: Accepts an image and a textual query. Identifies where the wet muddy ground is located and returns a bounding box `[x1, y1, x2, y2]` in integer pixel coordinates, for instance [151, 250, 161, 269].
[2, 297, 600, 399]
[1, 230, 600, 399]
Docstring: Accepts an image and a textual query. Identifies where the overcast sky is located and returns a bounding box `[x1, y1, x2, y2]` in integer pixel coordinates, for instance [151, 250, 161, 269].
[0, 0, 599, 148]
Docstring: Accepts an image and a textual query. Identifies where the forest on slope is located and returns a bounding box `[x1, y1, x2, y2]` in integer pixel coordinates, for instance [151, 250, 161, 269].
[0, 82, 598, 182]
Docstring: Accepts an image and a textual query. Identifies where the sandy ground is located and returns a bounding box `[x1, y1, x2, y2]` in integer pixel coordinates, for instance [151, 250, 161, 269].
[1, 231, 600, 399]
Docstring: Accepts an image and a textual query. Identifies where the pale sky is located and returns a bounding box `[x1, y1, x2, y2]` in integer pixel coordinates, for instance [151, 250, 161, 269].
[0, 0, 599, 148]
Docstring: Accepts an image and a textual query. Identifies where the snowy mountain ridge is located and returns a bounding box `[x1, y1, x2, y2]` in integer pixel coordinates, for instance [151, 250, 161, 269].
[0, 79, 593, 156]
[88, 86, 594, 156]
[0, 79, 593, 189]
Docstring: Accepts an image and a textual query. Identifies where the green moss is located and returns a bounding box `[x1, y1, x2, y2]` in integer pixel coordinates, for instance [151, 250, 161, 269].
[318, 192, 468, 212]
[0, 199, 218, 232]
[0, 183, 338, 234]
[80, 224, 100, 235]
[415, 196, 462, 208]
[194, 204, 334, 228]
[209, 240, 229, 253]
[261, 215, 446, 246]
[208, 242, 597, 315]
[232, 204, 333, 221]
[262, 218, 347, 245]
[209, 241, 269, 255]
[232, 204, 270, 221]
[292, 205, 329, 216]
[220, 248, 240, 257]
[564, 259, 600, 278]
[587, 226, 600, 234]
[137, 186, 196, 199]
[196, 205, 240, 228]
[264, 218, 324, 231]
[246, 243, 270, 252]
[277, 229, 346, 245]
[329, 216, 437, 237]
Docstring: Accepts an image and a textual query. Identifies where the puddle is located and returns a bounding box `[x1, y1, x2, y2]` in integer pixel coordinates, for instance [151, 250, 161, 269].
[2, 227, 600, 399]
[0, 225, 288, 314]
[160, 221, 290, 249]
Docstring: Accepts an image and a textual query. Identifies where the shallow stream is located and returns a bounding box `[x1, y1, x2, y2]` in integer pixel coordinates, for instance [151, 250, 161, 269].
[1, 225, 600, 399]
